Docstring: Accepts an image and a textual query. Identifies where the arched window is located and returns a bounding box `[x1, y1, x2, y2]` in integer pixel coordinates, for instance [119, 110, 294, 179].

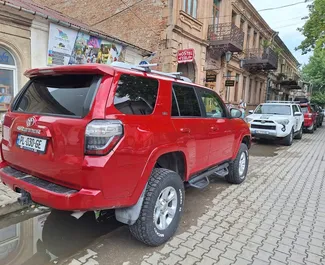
[0, 46, 16, 111]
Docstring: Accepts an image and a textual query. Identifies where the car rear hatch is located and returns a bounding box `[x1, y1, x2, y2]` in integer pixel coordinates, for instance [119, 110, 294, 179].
[1, 66, 113, 190]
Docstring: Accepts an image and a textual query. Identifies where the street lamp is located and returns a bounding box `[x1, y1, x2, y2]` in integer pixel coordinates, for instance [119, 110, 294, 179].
[225, 51, 232, 63]
[225, 51, 233, 102]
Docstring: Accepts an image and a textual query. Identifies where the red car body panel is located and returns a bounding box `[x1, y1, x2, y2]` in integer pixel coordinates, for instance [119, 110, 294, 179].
[0, 64, 251, 211]
[300, 103, 316, 128]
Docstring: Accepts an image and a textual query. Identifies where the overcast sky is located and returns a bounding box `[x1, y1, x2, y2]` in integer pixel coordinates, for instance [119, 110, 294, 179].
[249, 0, 311, 65]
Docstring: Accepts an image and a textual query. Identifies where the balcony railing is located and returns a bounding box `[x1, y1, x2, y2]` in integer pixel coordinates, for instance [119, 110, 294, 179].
[276, 72, 300, 85]
[207, 23, 244, 53]
[242, 47, 278, 71]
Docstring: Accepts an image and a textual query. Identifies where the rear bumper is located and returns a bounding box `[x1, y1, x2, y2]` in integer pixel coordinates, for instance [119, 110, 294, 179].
[304, 119, 313, 127]
[0, 163, 115, 211]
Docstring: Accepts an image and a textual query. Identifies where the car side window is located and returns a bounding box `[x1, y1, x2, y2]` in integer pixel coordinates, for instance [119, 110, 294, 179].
[173, 84, 201, 117]
[114, 74, 158, 115]
[196, 88, 226, 118]
[292, 105, 299, 114]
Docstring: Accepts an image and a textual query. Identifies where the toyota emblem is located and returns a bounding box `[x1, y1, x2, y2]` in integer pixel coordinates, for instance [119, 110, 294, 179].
[26, 116, 36, 127]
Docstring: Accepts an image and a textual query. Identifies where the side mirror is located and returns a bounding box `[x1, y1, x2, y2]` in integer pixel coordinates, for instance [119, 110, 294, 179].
[294, 112, 302, 116]
[249, 110, 254, 114]
[230, 108, 242, 119]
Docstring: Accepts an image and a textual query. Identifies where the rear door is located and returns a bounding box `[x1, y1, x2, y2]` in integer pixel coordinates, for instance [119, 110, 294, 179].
[2, 73, 109, 189]
[292, 105, 299, 132]
[171, 83, 210, 174]
[195, 87, 235, 165]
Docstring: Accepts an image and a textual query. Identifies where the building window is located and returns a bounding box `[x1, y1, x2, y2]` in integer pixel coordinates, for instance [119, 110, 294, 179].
[253, 32, 257, 48]
[0, 46, 16, 113]
[246, 25, 251, 49]
[183, 0, 198, 18]
[234, 74, 240, 102]
[232, 11, 237, 25]
[242, 76, 247, 102]
[212, 0, 221, 24]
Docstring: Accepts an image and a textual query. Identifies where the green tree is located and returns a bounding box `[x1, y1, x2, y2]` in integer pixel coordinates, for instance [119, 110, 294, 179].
[302, 49, 325, 92]
[311, 92, 325, 107]
[296, 0, 325, 54]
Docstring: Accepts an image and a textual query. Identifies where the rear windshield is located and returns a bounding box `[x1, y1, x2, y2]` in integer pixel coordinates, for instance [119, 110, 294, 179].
[301, 106, 309, 113]
[14, 74, 101, 117]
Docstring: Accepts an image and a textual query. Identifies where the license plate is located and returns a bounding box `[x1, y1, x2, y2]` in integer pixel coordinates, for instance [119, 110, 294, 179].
[256, 130, 269, 135]
[16, 134, 47, 154]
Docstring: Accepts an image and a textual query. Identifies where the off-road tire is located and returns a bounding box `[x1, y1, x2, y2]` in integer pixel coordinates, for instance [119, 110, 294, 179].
[283, 129, 294, 146]
[295, 126, 303, 140]
[226, 143, 249, 184]
[129, 168, 185, 246]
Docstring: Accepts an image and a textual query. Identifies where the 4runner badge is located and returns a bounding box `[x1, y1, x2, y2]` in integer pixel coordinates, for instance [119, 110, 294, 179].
[26, 116, 36, 127]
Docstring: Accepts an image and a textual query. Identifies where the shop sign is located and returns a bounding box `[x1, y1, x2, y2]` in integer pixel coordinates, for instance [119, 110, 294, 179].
[206, 71, 217, 82]
[177, 49, 195, 63]
[225, 80, 235, 87]
[47, 23, 125, 66]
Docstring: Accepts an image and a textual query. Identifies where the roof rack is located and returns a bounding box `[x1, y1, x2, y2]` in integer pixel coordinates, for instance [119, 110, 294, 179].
[266, 100, 300, 104]
[111, 62, 193, 83]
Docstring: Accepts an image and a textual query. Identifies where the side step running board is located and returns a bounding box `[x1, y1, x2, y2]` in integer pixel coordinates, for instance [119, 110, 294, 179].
[187, 163, 229, 189]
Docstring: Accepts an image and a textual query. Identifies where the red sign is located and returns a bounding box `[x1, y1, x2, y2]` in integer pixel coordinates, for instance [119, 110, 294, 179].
[177, 49, 195, 63]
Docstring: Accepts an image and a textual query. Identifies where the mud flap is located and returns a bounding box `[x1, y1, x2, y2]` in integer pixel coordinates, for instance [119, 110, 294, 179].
[115, 184, 147, 225]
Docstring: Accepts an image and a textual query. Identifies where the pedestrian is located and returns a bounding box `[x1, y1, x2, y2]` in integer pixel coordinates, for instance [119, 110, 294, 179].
[238, 99, 247, 119]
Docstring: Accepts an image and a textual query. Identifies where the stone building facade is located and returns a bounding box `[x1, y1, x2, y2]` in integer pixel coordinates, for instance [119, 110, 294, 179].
[12, 0, 302, 111]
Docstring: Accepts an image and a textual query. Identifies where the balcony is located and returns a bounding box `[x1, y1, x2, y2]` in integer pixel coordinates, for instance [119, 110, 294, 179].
[242, 47, 278, 72]
[276, 72, 300, 86]
[207, 23, 244, 56]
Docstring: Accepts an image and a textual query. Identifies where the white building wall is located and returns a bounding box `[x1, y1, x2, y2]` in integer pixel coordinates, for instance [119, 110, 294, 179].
[30, 18, 49, 68]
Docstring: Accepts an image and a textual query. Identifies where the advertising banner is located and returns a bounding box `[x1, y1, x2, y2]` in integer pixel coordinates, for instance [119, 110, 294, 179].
[47, 23, 78, 65]
[47, 23, 125, 66]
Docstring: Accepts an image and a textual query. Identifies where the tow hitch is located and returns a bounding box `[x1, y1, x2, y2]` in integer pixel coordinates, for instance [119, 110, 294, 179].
[17, 190, 32, 206]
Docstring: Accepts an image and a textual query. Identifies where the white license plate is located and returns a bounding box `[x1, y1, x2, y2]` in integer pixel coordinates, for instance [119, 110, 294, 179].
[254, 130, 269, 135]
[16, 134, 47, 153]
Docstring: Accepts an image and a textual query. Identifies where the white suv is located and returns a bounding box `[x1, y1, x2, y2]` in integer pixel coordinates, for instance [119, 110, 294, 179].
[246, 101, 304, 146]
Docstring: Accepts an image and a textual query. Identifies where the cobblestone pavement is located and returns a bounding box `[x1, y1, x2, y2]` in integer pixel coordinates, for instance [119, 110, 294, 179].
[63, 128, 325, 265]
[139, 130, 325, 265]
[0, 180, 22, 216]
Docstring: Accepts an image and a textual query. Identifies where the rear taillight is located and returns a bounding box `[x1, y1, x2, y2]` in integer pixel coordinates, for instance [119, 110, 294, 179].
[85, 120, 123, 155]
[307, 113, 313, 118]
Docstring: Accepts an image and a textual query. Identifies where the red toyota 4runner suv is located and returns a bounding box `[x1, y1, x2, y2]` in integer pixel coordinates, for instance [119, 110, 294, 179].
[0, 62, 251, 246]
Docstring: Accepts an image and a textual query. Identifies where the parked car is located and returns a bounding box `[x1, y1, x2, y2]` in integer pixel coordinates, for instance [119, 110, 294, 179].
[300, 103, 317, 133]
[0, 62, 251, 246]
[310, 103, 323, 127]
[246, 101, 304, 146]
[294, 96, 309, 104]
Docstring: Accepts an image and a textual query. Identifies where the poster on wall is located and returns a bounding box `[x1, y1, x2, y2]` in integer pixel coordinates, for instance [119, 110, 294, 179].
[68, 32, 124, 65]
[47, 23, 125, 66]
[47, 23, 78, 65]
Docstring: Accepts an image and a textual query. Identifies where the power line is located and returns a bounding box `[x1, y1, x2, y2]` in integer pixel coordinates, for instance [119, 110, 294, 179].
[119, 0, 160, 37]
[91, 0, 143, 26]
[273, 22, 305, 29]
[258, 0, 312, 12]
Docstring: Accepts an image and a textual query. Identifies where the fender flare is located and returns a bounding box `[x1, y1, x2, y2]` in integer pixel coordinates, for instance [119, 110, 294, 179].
[115, 146, 188, 225]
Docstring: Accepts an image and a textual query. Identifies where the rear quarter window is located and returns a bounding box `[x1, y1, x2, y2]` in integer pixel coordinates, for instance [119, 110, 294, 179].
[13, 74, 101, 118]
[114, 74, 158, 115]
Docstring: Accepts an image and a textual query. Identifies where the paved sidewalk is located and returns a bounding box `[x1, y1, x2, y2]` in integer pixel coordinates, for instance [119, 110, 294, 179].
[140, 131, 325, 265]
[0, 181, 23, 216]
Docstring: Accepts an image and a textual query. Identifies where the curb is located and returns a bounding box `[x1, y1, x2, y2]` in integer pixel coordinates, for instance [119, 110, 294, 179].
[0, 200, 27, 218]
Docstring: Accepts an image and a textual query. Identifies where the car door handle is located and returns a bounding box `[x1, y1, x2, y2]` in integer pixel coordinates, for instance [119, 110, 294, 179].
[210, 126, 219, 131]
[180, 128, 190, 133]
